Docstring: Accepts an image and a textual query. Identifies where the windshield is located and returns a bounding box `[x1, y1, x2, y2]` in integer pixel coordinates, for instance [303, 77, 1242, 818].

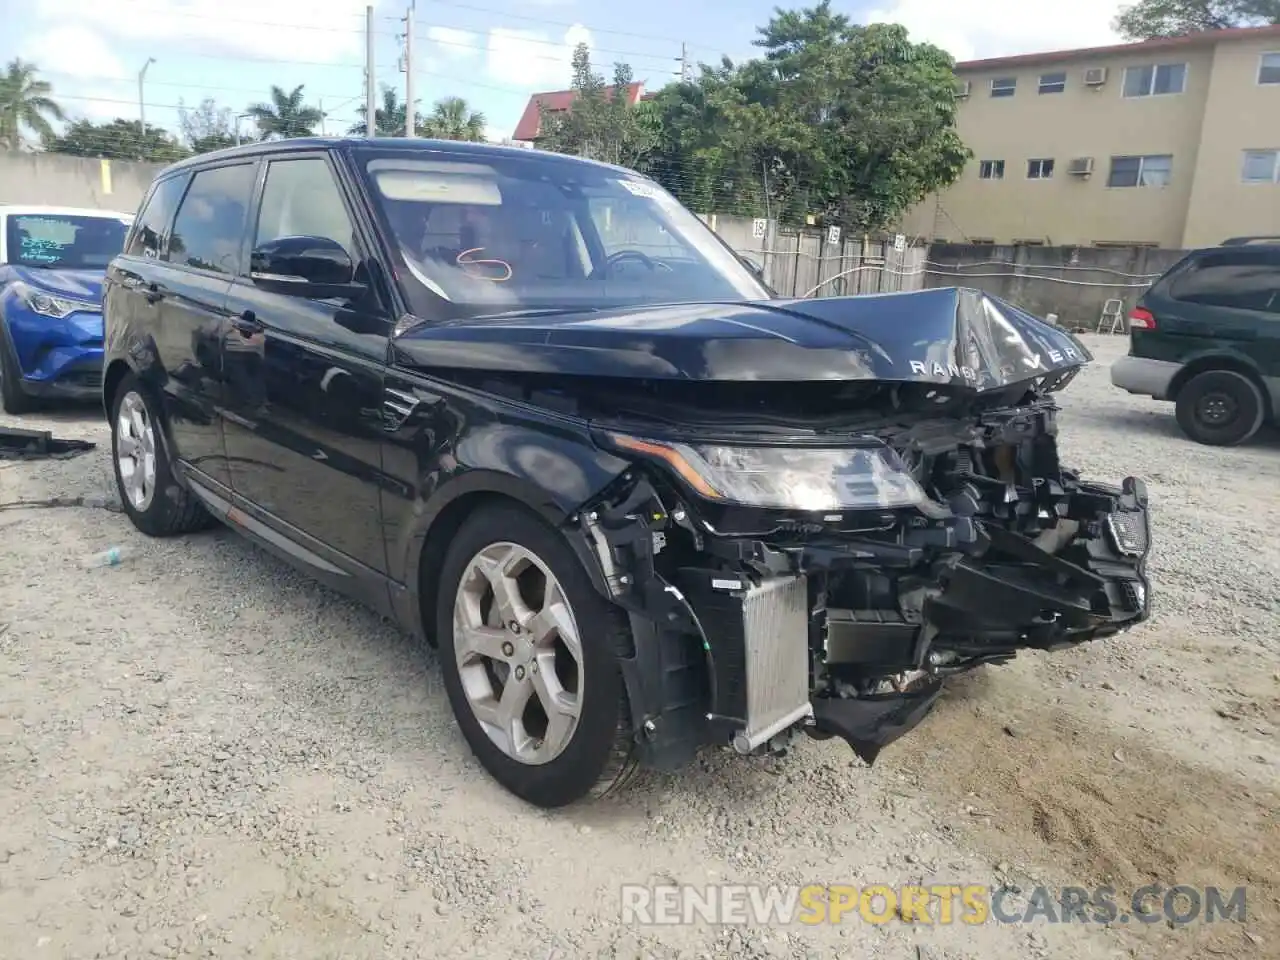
[4, 213, 130, 270]
[359, 151, 771, 317]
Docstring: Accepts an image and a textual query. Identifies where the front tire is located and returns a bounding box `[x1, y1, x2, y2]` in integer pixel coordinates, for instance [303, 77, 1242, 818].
[435, 503, 637, 808]
[1175, 369, 1265, 447]
[0, 334, 32, 415]
[110, 373, 212, 536]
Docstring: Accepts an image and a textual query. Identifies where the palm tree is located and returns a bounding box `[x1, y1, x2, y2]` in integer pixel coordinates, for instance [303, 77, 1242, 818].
[347, 85, 424, 137]
[0, 59, 66, 150]
[245, 84, 322, 141]
[421, 97, 486, 142]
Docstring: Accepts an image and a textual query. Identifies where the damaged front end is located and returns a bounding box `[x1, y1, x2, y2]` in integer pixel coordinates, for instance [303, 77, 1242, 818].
[565, 374, 1153, 772]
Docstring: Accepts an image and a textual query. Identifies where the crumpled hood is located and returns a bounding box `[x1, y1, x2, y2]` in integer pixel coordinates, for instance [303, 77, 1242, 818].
[9, 266, 104, 305]
[391, 286, 1092, 391]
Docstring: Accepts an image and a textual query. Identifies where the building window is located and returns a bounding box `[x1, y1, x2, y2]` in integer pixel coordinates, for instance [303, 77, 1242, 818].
[978, 160, 1005, 179]
[1107, 154, 1173, 187]
[1038, 72, 1067, 94]
[1260, 53, 1280, 84]
[1242, 150, 1280, 183]
[1013, 239, 1046, 245]
[1122, 62, 1187, 97]
[1027, 158, 1055, 179]
[990, 77, 1016, 97]
[969, 238, 996, 245]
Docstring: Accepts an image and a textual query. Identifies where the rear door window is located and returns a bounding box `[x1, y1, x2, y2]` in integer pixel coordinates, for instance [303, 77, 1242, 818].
[126, 175, 188, 259]
[1167, 250, 1280, 314]
[166, 163, 257, 275]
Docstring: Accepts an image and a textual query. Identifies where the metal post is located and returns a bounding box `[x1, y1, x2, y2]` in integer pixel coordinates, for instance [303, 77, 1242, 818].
[137, 58, 155, 144]
[366, 6, 377, 138]
[404, 3, 415, 137]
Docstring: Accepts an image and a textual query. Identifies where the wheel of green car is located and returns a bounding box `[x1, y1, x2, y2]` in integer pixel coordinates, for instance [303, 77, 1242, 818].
[110, 372, 212, 536]
[435, 503, 637, 808]
[1174, 369, 1265, 447]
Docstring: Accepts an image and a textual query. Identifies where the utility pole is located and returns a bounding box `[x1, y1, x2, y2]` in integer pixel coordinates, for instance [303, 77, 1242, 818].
[404, 2, 416, 136]
[676, 42, 689, 82]
[365, 5, 377, 137]
[137, 57, 155, 145]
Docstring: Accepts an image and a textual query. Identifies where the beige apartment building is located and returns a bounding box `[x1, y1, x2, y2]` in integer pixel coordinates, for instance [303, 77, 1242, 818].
[900, 26, 1280, 249]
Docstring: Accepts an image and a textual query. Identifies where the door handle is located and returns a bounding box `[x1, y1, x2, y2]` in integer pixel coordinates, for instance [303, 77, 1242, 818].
[143, 283, 165, 304]
[232, 310, 263, 336]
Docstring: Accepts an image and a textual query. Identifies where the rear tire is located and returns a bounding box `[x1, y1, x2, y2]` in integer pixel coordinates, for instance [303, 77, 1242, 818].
[1175, 369, 1264, 447]
[435, 503, 637, 808]
[110, 372, 212, 536]
[0, 334, 33, 415]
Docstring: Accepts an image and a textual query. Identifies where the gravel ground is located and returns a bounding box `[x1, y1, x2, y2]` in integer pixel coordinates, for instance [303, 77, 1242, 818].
[1, 333, 1277, 960]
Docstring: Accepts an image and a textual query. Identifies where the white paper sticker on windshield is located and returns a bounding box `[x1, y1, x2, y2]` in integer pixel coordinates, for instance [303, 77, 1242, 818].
[616, 178, 672, 202]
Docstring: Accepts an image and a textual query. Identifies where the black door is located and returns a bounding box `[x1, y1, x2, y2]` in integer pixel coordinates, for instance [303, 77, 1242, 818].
[220, 152, 394, 579]
[106, 163, 258, 491]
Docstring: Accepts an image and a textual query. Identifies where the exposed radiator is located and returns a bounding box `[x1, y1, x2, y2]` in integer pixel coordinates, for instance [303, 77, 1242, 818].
[735, 574, 813, 752]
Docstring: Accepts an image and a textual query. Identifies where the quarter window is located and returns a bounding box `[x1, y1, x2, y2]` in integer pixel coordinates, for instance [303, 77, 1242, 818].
[990, 77, 1016, 97]
[1123, 62, 1186, 97]
[1107, 154, 1173, 188]
[254, 157, 357, 256]
[1038, 72, 1067, 94]
[1259, 52, 1280, 84]
[1168, 251, 1280, 314]
[166, 164, 256, 275]
[979, 159, 1005, 180]
[126, 175, 187, 258]
[1242, 150, 1280, 184]
[1027, 158, 1055, 179]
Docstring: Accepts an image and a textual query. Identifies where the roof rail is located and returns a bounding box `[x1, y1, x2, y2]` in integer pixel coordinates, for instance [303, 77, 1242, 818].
[1220, 235, 1280, 246]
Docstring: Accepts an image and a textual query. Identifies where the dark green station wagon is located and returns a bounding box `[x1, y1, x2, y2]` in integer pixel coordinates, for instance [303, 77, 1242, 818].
[1110, 237, 1280, 446]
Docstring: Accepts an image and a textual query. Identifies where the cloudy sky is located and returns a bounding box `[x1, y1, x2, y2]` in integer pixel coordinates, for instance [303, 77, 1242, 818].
[2, 0, 1129, 143]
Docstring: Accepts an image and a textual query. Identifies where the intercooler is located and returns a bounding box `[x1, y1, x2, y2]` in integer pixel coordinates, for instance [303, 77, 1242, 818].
[678, 572, 814, 753]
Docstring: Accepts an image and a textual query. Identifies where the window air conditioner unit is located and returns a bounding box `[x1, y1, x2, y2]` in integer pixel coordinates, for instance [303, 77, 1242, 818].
[1083, 67, 1108, 86]
[1068, 156, 1094, 176]
[955, 80, 971, 98]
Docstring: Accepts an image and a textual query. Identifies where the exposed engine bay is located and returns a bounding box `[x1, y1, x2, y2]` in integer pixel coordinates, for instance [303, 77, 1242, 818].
[547, 371, 1152, 770]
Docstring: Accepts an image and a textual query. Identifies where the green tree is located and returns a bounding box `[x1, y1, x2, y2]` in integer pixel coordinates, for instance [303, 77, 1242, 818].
[1115, 0, 1280, 38]
[421, 96, 487, 141]
[0, 58, 66, 150]
[44, 118, 189, 163]
[538, 44, 652, 164]
[348, 85, 425, 136]
[245, 84, 322, 140]
[178, 97, 236, 154]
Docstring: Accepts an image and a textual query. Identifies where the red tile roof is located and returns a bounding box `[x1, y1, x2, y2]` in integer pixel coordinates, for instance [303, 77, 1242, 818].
[956, 24, 1280, 72]
[511, 82, 645, 141]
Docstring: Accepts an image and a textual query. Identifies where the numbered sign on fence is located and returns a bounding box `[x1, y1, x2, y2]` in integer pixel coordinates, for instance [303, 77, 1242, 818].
[752, 218, 768, 239]
[893, 233, 907, 252]
[827, 225, 841, 245]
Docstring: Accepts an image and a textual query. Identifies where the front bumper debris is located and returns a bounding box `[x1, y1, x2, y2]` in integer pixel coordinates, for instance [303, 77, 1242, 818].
[569, 412, 1154, 772]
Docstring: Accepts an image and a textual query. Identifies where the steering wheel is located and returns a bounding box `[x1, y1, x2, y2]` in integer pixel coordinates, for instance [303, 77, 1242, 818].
[604, 250, 661, 272]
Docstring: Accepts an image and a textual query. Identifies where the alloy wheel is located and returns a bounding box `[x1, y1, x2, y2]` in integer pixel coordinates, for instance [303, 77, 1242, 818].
[452, 541, 584, 765]
[115, 390, 157, 512]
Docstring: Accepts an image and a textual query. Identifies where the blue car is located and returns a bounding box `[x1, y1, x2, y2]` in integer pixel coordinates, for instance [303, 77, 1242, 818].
[0, 205, 133, 414]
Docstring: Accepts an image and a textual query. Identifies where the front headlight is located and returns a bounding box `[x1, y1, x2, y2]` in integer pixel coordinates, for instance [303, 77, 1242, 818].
[11, 281, 101, 319]
[604, 432, 927, 511]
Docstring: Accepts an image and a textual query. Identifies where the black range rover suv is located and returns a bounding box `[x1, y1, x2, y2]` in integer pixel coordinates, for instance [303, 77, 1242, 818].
[102, 138, 1153, 807]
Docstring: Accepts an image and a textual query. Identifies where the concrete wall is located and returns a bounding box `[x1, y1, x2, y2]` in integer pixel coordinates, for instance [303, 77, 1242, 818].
[0, 151, 164, 215]
[922, 242, 1188, 329]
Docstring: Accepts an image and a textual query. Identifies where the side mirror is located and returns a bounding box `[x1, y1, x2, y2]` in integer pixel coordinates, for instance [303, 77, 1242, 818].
[250, 236, 363, 298]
